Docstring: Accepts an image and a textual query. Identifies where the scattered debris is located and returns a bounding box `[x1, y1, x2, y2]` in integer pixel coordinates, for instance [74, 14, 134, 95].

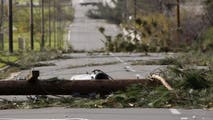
[151, 74, 173, 91]
[71, 69, 113, 80]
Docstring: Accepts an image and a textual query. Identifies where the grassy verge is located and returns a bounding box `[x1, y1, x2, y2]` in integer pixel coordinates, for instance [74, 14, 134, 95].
[0, 49, 64, 80]
[132, 51, 213, 67]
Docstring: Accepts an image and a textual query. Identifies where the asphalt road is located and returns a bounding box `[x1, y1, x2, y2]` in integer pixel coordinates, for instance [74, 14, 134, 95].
[68, 0, 120, 51]
[0, 108, 212, 120]
[15, 53, 172, 80]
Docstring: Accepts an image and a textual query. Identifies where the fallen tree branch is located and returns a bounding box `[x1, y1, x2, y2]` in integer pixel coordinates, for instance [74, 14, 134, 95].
[151, 74, 174, 91]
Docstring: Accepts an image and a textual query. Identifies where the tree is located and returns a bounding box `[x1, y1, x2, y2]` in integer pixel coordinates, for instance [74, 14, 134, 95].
[205, 0, 213, 25]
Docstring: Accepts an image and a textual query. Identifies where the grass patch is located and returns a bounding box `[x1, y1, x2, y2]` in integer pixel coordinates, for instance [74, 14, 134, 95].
[0, 53, 18, 68]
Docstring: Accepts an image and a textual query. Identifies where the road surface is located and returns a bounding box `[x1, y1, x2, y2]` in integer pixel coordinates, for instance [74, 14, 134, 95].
[15, 53, 172, 80]
[68, 0, 120, 51]
[0, 108, 212, 120]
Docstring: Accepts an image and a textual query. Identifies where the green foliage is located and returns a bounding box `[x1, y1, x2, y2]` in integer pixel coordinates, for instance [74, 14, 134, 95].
[176, 51, 213, 67]
[168, 67, 211, 90]
[133, 14, 173, 52]
[131, 57, 181, 66]
[0, 52, 18, 68]
[100, 14, 175, 52]
[200, 27, 213, 52]
[205, 0, 213, 25]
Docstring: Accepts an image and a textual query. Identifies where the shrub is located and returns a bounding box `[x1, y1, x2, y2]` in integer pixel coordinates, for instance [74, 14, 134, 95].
[200, 27, 213, 52]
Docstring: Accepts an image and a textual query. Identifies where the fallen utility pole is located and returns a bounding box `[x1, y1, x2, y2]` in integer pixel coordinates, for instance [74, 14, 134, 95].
[0, 79, 158, 95]
[0, 71, 158, 95]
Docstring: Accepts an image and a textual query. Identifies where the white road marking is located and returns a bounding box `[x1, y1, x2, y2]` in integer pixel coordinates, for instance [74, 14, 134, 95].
[0, 119, 66, 120]
[115, 57, 124, 63]
[69, 118, 89, 120]
[170, 109, 181, 115]
[0, 118, 89, 120]
[110, 52, 142, 78]
[181, 117, 189, 120]
[192, 115, 196, 119]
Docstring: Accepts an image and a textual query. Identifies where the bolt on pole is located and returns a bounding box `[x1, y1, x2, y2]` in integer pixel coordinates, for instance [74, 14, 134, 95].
[8, 0, 13, 53]
[30, 0, 34, 50]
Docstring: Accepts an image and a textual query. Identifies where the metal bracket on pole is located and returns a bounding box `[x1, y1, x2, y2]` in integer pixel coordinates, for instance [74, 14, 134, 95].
[27, 70, 40, 82]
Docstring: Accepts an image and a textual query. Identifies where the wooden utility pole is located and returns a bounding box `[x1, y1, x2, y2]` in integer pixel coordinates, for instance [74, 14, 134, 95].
[48, 0, 51, 48]
[125, 0, 128, 22]
[134, 0, 137, 40]
[176, 0, 181, 45]
[177, 0, 180, 28]
[53, 0, 56, 48]
[134, 0, 137, 20]
[0, 0, 3, 28]
[0, 0, 4, 50]
[8, 0, 13, 53]
[30, 0, 34, 50]
[41, 0, 45, 51]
